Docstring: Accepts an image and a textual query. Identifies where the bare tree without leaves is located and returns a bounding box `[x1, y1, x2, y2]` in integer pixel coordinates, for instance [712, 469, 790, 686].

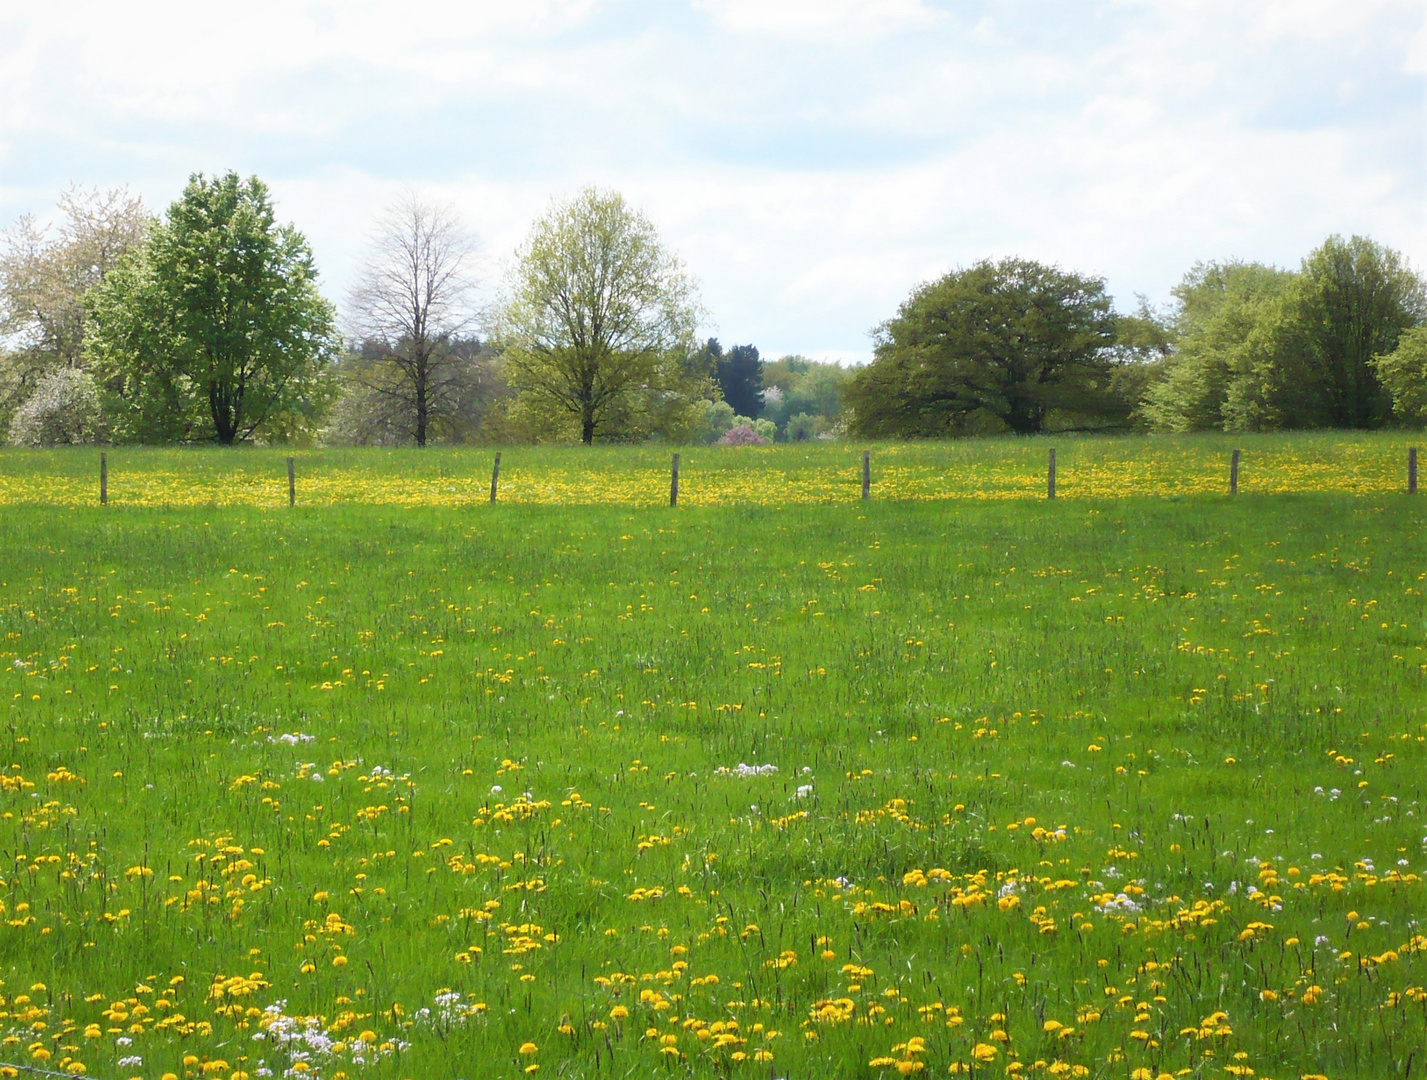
[345, 193, 481, 447]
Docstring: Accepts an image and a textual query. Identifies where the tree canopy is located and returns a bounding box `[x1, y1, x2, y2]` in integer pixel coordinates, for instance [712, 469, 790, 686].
[1141, 237, 1426, 432]
[714, 342, 764, 418]
[87, 172, 337, 444]
[0, 187, 149, 435]
[499, 188, 706, 444]
[846, 258, 1119, 437]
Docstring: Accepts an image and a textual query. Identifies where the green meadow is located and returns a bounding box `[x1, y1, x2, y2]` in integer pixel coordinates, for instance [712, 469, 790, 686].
[1, 438, 1424, 1080]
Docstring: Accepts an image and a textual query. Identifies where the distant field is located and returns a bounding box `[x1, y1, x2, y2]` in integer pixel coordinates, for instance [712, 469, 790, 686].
[0, 431, 1422, 507]
[1, 440, 1424, 1080]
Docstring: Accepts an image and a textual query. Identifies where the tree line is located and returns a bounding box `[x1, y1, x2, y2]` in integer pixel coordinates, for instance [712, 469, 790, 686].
[3, 171, 1423, 447]
[846, 238, 1427, 437]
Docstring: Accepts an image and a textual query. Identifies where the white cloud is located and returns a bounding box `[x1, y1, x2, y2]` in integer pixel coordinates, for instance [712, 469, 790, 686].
[0, 0, 1421, 359]
[692, 0, 943, 40]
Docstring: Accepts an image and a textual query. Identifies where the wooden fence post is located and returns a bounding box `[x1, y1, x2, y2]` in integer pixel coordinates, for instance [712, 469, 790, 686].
[1230, 448, 1240, 495]
[287, 456, 296, 507]
[100, 452, 107, 506]
[670, 453, 680, 507]
[1047, 448, 1056, 500]
[861, 450, 870, 500]
[1410, 446, 1418, 495]
[490, 452, 501, 503]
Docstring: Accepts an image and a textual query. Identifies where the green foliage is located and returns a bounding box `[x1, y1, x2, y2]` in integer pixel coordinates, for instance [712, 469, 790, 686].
[500, 188, 708, 444]
[86, 172, 338, 444]
[715, 342, 764, 418]
[694, 398, 737, 444]
[1232, 235, 1427, 430]
[847, 259, 1120, 438]
[1373, 325, 1427, 426]
[324, 338, 507, 447]
[783, 411, 824, 441]
[1140, 262, 1295, 432]
[1145, 238, 1426, 432]
[760, 355, 850, 436]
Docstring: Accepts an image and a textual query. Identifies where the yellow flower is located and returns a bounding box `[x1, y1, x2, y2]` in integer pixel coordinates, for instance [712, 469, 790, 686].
[519, 1042, 538, 1056]
[972, 1044, 998, 1063]
[609, 1005, 629, 1020]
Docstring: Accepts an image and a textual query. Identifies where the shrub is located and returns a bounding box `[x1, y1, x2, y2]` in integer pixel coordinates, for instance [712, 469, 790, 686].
[717, 424, 769, 445]
[9, 367, 106, 446]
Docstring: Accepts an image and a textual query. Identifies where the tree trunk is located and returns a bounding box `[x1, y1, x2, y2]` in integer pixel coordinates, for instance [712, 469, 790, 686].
[414, 365, 429, 447]
[210, 383, 238, 445]
[1003, 400, 1042, 435]
[581, 409, 595, 445]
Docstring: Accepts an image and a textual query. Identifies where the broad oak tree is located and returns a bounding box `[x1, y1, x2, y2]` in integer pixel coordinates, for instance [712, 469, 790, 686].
[847, 258, 1120, 438]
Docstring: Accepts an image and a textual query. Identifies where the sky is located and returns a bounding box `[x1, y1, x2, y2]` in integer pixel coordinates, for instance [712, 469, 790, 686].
[1, 0, 1424, 362]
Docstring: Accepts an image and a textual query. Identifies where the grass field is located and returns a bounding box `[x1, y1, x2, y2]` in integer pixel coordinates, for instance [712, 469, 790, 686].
[0, 432, 1421, 508]
[1, 437, 1425, 1080]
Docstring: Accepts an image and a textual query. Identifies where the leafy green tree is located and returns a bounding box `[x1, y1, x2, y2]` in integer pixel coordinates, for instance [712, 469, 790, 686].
[1373, 326, 1427, 426]
[1145, 239, 1426, 432]
[1140, 262, 1295, 432]
[499, 188, 706, 445]
[847, 259, 1119, 438]
[784, 411, 824, 441]
[695, 398, 737, 444]
[87, 172, 337, 444]
[1225, 236, 1426, 430]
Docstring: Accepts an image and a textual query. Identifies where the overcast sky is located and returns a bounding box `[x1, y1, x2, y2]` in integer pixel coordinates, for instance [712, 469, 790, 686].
[1, 0, 1423, 361]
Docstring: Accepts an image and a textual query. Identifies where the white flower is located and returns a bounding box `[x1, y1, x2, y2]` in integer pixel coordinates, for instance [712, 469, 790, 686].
[714, 763, 778, 778]
[491, 785, 503, 793]
[795, 785, 813, 798]
[119, 1057, 143, 1068]
[311, 773, 324, 783]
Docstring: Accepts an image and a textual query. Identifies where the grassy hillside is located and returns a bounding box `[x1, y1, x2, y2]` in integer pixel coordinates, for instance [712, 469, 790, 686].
[0, 439, 1424, 1079]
